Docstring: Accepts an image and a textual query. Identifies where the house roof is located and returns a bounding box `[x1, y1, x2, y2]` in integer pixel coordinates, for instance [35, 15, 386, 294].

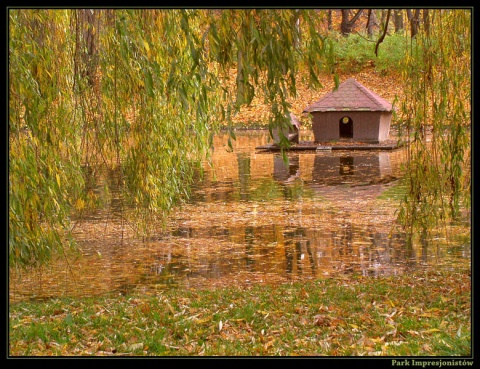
[303, 78, 392, 113]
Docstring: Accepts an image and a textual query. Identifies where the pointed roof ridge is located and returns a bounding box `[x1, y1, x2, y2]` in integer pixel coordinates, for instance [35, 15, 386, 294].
[351, 78, 392, 111]
[303, 78, 392, 113]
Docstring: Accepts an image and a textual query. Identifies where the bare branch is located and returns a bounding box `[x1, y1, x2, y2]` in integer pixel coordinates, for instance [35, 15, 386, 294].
[375, 9, 391, 56]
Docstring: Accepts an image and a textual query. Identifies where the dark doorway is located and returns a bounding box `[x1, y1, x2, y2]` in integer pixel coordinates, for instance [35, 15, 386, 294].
[339, 116, 353, 138]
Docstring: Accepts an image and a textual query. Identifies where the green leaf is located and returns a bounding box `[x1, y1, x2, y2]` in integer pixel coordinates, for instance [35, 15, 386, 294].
[144, 68, 154, 98]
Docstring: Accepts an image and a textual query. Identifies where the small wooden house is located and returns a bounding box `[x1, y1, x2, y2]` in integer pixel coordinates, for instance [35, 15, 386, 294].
[303, 78, 393, 143]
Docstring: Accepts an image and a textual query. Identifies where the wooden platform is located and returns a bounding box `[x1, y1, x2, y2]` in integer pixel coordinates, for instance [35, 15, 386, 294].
[256, 140, 403, 152]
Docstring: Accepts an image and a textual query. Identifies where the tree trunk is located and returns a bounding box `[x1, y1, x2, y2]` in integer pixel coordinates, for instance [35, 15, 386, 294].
[293, 9, 301, 48]
[340, 9, 364, 36]
[423, 9, 430, 35]
[380, 9, 387, 27]
[407, 9, 421, 38]
[366, 9, 378, 37]
[394, 9, 404, 33]
[327, 9, 332, 30]
[78, 9, 99, 87]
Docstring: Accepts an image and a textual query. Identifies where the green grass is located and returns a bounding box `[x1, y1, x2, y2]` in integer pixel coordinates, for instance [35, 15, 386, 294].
[9, 269, 471, 356]
[328, 32, 408, 75]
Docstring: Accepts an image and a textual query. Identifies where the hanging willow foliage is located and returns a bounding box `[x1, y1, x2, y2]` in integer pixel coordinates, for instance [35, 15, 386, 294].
[9, 9, 328, 267]
[396, 9, 471, 241]
[9, 10, 85, 266]
[9, 9, 472, 268]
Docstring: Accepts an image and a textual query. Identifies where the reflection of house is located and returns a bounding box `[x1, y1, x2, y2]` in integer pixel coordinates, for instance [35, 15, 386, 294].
[273, 154, 300, 183]
[312, 152, 392, 186]
[303, 78, 392, 143]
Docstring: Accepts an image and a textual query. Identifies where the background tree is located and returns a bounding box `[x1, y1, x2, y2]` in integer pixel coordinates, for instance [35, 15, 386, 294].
[366, 9, 378, 37]
[407, 9, 421, 38]
[78, 9, 99, 87]
[326, 9, 333, 31]
[340, 9, 364, 35]
[393, 9, 404, 33]
[423, 9, 430, 35]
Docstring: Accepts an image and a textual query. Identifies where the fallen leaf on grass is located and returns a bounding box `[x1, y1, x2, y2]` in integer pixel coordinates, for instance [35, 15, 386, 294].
[130, 342, 144, 351]
[314, 314, 331, 326]
[422, 343, 433, 352]
[420, 328, 441, 334]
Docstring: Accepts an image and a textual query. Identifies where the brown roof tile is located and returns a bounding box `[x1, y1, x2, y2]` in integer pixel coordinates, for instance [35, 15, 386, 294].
[303, 78, 392, 113]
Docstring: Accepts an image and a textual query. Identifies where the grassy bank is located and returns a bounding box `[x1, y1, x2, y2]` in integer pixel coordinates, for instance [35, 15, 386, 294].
[9, 268, 471, 356]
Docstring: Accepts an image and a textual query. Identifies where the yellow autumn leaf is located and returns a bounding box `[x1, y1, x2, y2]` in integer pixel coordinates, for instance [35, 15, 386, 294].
[421, 328, 441, 334]
[195, 317, 211, 324]
[143, 40, 151, 58]
[143, 40, 150, 52]
[166, 302, 175, 314]
[75, 198, 85, 211]
[56, 173, 61, 187]
[386, 297, 395, 307]
[419, 312, 434, 317]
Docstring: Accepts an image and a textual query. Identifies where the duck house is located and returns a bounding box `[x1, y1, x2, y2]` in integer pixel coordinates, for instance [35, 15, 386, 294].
[303, 78, 393, 143]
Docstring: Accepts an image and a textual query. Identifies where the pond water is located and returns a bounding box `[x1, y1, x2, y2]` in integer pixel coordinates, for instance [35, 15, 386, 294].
[9, 130, 471, 303]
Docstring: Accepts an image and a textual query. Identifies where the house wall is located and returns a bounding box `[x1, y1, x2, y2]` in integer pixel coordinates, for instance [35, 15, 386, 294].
[352, 112, 380, 141]
[311, 111, 392, 142]
[311, 112, 342, 141]
[378, 112, 392, 141]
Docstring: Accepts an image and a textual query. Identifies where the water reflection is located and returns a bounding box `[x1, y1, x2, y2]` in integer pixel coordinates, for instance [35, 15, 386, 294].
[9, 130, 471, 303]
[133, 219, 429, 288]
[237, 152, 252, 201]
[311, 152, 392, 185]
[273, 155, 300, 183]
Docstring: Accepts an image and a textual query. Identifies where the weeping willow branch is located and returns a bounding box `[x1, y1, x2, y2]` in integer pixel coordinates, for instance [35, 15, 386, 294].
[397, 9, 471, 242]
[9, 9, 470, 268]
